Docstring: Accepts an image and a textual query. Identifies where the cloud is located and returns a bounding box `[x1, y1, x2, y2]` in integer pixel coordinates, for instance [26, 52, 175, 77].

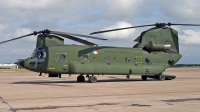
[171, 26, 181, 33]
[155, 0, 200, 21]
[180, 29, 200, 44]
[0, 24, 9, 41]
[0, 24, 7, 31]
[13, 28, 36, 42]
[11, 48, 31, 55]
[101, 21, 135, 39]
[5, 0, 55, 9]
[104, 0, 144, 20]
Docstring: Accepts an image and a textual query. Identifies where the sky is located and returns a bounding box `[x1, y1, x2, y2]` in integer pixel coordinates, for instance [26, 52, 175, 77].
[0, 0, 200, 64]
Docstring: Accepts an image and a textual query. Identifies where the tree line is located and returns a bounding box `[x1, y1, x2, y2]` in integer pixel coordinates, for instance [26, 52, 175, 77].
[171, 64, 200, 67]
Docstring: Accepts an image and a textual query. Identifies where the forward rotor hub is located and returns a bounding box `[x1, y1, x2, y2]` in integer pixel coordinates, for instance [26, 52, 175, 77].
[33, 29, 50, 36]
[155, 23, 171, 28]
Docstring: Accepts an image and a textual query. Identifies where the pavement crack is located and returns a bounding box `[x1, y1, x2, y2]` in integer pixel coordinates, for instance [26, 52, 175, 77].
[166, 103, 173, 105]
[161, 98, 200, 102]
[0, 96, 16, 112]
[127, 104, 151, 107]
[11, 102, 119, 111]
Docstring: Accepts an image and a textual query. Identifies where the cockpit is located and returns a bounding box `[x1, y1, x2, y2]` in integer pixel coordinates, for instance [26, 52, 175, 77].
[27, 49, 47, 68]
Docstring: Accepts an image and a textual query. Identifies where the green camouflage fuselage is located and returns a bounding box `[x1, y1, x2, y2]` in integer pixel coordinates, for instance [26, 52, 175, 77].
[24, 45, 181, 76]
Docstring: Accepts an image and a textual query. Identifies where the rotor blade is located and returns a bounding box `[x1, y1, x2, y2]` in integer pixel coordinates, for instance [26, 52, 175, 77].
[169, 23, 200, 26]
[50, 31, 97, 45]
[90, 24, 155, 35]
[51, 31, 107, 40]
[68, 33, 108, 40]
[0, 32, 35, 44]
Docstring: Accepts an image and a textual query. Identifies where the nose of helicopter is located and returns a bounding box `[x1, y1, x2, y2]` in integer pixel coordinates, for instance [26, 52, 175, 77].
[19, 60, 24, 68]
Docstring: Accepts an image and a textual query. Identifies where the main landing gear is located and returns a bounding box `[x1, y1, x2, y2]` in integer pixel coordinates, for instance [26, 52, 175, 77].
[141, 76, 147, 80]
[142, 74, 166, 81]
[157, 74, 166, 81]
[48, 74, 62, 78]
[88, 75, 97, 83]
[77, 74, 97, 83]
[77, 74, 85, 82]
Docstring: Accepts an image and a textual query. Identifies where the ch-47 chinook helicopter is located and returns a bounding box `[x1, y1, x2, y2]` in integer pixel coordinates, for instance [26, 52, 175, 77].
[1, 22, 199, 83]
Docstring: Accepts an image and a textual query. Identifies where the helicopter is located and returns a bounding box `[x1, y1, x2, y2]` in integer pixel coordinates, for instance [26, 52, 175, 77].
[0, 22, 199, 83]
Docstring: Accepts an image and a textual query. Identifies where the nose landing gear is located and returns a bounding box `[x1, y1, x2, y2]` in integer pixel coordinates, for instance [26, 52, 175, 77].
[126, 75, 130, 79]
[39, 72, 42, 76]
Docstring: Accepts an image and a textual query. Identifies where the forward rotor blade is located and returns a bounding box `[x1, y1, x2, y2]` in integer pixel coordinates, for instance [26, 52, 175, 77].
[90, 24, 155, 35]
[51, 31, 107, 40]
[0, 33, 35, 44]
[50, 31, 97, 45]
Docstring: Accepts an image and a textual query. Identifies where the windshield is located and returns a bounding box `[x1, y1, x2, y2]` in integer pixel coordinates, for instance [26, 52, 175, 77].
[31, 49, 46, 58]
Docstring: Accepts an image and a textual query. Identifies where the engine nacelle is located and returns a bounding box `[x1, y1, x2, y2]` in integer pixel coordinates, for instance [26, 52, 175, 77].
[145, 41, 171, 52]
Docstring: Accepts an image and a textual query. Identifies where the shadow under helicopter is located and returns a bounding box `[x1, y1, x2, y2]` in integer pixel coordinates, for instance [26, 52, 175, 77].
[11, 78, 164, 87]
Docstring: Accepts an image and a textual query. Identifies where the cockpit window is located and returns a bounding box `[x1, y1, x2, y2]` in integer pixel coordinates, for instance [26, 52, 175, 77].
[31, 49, 46, 58]
[39, 51, 46, 58]
[31, 51, 36, 57]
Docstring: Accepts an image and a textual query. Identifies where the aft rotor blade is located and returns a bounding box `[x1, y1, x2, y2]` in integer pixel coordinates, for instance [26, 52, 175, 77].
[90, 24, 155, 35]
[50, 31, 97, 45]
[169, 23, 200, 26]
[51, 31, 107, 40]
[0, 32, 35, 44]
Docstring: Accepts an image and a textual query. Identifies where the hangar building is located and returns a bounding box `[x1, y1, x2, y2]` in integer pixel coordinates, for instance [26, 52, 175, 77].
[0, 64, 19, 69]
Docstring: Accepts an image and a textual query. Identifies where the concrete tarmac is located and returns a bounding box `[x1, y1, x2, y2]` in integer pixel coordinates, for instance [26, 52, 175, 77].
[0, 67, 200, 112]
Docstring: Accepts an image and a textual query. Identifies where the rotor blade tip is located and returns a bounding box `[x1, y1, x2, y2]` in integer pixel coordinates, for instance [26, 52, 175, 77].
[90, 33, 95, 35]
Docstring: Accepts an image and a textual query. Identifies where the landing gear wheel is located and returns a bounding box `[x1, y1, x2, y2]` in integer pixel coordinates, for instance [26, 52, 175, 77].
[58, 74, 61, 78]
[141, 76, 147, 80]
[77, 75, 85, 82]
[126, 75, 130, 79]
[89, 76, 97, 83]
[159, 74, 166, 81]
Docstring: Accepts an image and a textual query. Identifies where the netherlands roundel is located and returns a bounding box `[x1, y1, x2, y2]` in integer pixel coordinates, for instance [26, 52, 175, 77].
[93, 49, 98, 54]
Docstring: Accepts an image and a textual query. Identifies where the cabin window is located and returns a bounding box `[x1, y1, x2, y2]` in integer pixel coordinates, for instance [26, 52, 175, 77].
[125, 57, 130, 62]
[83, 55, 89, 61]
[60, 54, 66, 60]
[105, 56, 110, 61]
[145, 57, 150, 63]
[37, 59, 45, 66]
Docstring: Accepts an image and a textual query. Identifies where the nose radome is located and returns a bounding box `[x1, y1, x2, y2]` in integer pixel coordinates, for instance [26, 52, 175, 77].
[19, 60, 24, 68]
